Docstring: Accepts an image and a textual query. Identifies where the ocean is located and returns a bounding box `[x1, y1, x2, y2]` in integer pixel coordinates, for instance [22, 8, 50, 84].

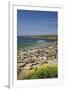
[17, 36, 57, 49]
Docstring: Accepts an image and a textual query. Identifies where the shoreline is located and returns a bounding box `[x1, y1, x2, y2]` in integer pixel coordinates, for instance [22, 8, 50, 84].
[17, 41, 57, 51]
[17, 44, 58, 79]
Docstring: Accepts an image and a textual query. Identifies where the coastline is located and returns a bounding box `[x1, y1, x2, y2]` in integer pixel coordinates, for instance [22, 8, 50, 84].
[17, 44, 58, 79]
[17, 41, 57, 51]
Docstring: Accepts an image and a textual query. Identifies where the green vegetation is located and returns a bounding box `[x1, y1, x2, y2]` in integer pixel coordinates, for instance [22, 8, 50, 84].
[32, 35, 57, 40]
[25, 64, 58, 79]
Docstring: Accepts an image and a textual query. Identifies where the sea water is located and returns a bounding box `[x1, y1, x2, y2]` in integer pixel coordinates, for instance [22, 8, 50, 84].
[17, 36, 57, 49]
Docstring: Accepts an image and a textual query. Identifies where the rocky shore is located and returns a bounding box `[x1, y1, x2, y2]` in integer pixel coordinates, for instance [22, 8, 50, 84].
[17, 45, 58, 77]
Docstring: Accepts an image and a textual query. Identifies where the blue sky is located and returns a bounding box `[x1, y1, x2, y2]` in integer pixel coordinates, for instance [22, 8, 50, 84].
[17, 10, 58, 36]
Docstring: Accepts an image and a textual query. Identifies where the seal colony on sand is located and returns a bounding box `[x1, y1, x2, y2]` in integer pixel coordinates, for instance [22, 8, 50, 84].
[17, 44, 58, 79]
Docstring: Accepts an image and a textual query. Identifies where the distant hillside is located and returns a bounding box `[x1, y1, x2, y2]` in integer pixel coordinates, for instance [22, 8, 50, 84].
[17, 35, 58, 40]
[31, 35, 57, 40]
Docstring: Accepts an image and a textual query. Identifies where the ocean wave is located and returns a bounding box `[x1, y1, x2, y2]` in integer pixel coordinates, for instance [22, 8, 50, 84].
[37, 40, 45, 43]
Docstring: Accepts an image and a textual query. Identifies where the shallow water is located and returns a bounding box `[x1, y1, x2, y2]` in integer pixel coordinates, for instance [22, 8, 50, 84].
[17, 36, 57, 49]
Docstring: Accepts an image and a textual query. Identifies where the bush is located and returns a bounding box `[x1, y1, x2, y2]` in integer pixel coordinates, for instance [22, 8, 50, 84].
[26, 64, 58, 79]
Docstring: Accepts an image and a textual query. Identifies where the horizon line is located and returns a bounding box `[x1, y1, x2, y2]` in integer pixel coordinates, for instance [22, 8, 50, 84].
[17, 34, 57, 36]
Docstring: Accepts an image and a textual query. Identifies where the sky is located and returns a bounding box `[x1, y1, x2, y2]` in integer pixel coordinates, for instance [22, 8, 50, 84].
[17, 10, 58, 36]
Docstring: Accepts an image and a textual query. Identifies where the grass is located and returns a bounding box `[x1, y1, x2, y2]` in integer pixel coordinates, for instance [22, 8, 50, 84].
[25, 64, 58, 79]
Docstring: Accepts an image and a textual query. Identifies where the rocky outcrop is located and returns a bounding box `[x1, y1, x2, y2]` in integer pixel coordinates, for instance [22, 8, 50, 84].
[17, 45, 58, 76]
